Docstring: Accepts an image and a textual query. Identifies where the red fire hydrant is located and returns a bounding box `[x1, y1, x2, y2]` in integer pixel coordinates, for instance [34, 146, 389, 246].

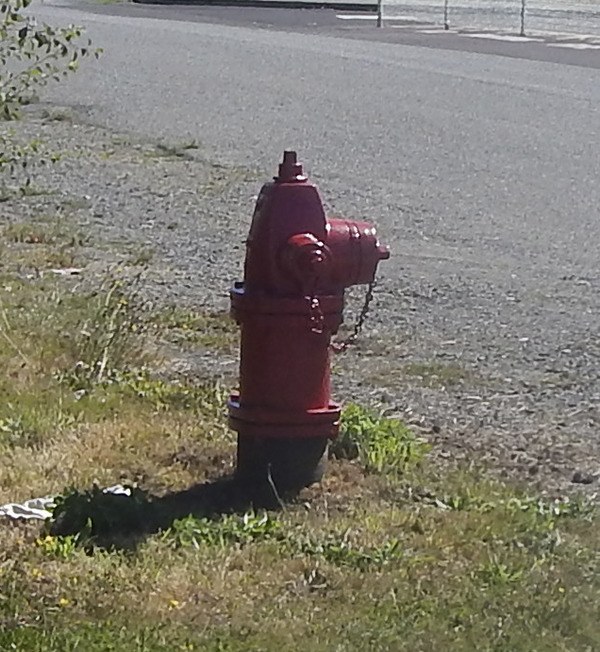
[229, 151, 389, 495]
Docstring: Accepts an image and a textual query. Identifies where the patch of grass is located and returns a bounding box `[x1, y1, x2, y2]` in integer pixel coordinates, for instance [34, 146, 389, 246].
[59, 195, 92, 211]
[153, 306, 238, 353]
[3, 221, 58, 245]
[403, 361, 473, 387]
[201, 162, 262, 196]
[55, 276, 151, 389]
[0, 278, 231, 500]
[0, 249, 232, 501]
[0, 214, 87, 271]
[40, 108, 74, 123]
[2, 215, 84, 247]
[330, 403, 430, 474]
[167, 512, 282, 549]
[18, 183, 56, 197]
[356, 357, 481, 393]
[127, 246, 155, 267]
[118, 370, 228, 415]
[1, 476, 597, 651]
[148, 140, 200, 161]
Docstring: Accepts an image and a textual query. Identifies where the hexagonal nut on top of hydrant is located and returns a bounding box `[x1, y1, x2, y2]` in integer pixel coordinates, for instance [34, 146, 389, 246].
[228, 151, 389, 497]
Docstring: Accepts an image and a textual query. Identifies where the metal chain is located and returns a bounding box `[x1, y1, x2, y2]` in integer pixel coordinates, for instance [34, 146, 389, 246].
[331, 280, 376, 354]
[305, 280, 377, 350]
[304, 273, 325, 335]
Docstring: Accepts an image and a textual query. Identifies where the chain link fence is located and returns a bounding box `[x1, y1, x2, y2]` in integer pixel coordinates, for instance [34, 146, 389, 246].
[380, 0, 600, 36]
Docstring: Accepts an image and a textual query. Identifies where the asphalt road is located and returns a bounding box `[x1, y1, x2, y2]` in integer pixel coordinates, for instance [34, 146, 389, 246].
[31, 0, 600, 480]
[40, 0, 600, 289]
[60, 1, 600, 68]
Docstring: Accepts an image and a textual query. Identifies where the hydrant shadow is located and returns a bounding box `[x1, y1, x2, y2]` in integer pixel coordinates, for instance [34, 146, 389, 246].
[154, 475, 287, 525]
[49, 475, 291, 551]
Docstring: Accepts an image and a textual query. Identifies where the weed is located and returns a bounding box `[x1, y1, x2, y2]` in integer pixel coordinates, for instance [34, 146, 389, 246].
[331, 403, 430, 474]
[293, 533, 404, 571]
[120, 370, 228, 415]
[403, 361, 472, 387]
[167, 512, 281, 549]
[57, 275, 150, 389]
[2, 216, 84, 247]
[18, 183, 56, 197]
[151, 141, 198, 160]
[201, 163, 262, 196]
[127, 246, 154, 267]
[153, 306, 238, 352]
[40, 108, 74, 122]
[59, 195, 92, 211]
[36, 533, 78, 560]
[474, 554, 526, 586]
[0, 413, 42, 447]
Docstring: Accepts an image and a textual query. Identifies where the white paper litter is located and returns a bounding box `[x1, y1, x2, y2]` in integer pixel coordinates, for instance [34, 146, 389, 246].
[0, 485, 132, 521]
[103, 484, 132, 497]
[50, 267, 83, 276]
[0, 496, 55, 521]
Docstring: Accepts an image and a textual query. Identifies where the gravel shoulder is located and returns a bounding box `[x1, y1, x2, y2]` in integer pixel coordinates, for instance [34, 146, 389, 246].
[2, 105, 599, 497]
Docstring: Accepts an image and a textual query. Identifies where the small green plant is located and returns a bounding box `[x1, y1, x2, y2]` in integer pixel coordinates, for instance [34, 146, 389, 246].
[168, 515, 403, 571]
[0, 412, 41, 447]
[58, 276, 150, 389]
[127, 246, 154, 267]
[0, 414, 28, 445]
[151, 141, 198, 160]
[330, 404, 429, 474]
[474, 555, 526, 587]
[503, 495, 595, 520]
[153, 306, 238, 352]
[2, 215, 83, 246]
[167, 512, 282, 549]
[293, 533, 403, 571]
[36, 533, 78, 560]
[121, 370, 228, 415]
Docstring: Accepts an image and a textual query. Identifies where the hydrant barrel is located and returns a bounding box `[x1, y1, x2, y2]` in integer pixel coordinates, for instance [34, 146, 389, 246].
[229, 151, 389, 497]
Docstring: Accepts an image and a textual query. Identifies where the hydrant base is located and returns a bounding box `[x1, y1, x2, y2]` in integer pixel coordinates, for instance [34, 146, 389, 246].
[235, 434, 328, 496]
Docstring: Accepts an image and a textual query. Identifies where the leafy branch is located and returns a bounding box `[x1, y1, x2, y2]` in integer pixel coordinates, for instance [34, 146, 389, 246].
[0, 0, 101, 185]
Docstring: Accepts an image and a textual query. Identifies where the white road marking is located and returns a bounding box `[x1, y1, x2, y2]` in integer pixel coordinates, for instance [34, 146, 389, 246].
[390, 23, 432, 28]
[460, 33, 543, 42]
[529, 29, 600, 41]
[547, 42, 600, 49]
[418, 28, 455, 34]
[335, 18, 600, 51]
[336, 14, 423, 21]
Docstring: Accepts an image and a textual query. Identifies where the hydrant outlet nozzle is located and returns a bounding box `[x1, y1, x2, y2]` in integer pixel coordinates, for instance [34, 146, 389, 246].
[378, 245, 391, 261]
